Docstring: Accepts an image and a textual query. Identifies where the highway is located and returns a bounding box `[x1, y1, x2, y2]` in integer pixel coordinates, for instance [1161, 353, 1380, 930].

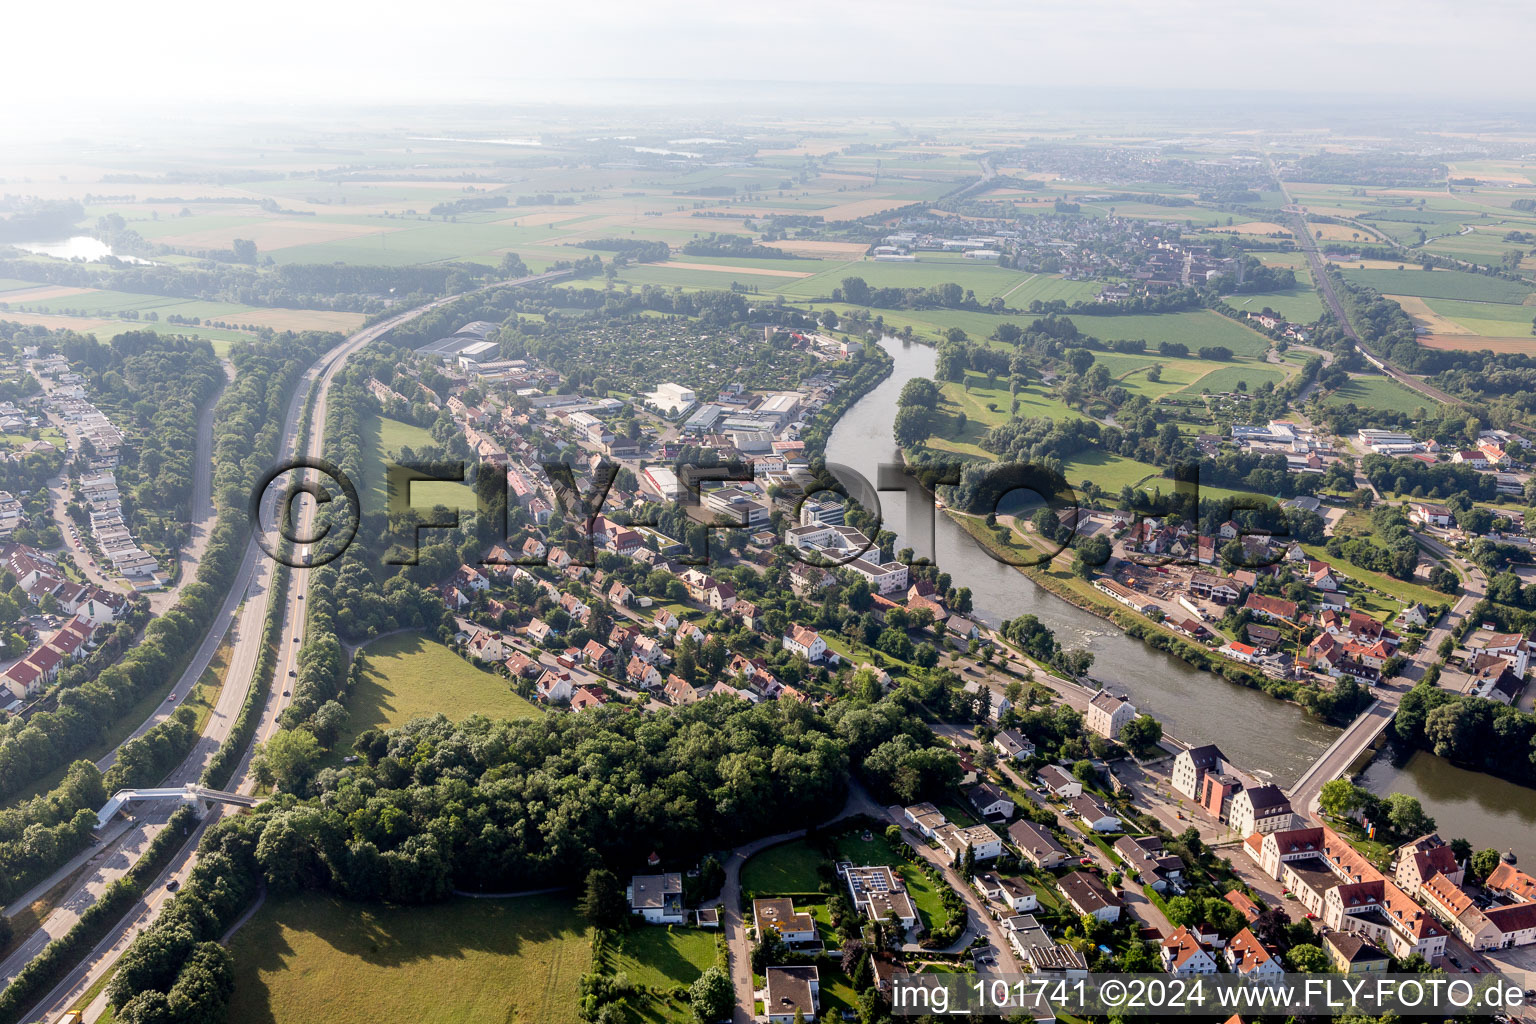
[19, 272, 566, 1024]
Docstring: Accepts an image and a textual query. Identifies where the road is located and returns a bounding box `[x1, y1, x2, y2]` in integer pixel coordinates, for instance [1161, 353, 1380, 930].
[721, 782, 884, 1024]
[1274, 172, 1466, 413]
[1286, 698, 1398, 818]
[146, 360, 231, 615]
[19, 273, 567, 1024]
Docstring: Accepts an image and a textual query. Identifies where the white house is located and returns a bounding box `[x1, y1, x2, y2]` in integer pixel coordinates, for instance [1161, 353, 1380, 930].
[965, 782, 1014, 819]
[628, 873, 684, 924]
[1228, 785, 1297, 837]
[1058, 871, 1121, 923]
[764, 966, 819, 1024]
[1086, 690, 1136, 741]
[753, 898, 818, 945]
[1162, 927, 1219, 976]
[1171, 744, 1227, 801]
[783, 625, 828, 662]
[1037, 764, 1082, 798]
[1225, 928, 1284, 979]
[1070, 793, 1121, 832]
[976, 872, 1038, 913]
[993, 728, 1035, 760]
[935, 823, 1004, 862]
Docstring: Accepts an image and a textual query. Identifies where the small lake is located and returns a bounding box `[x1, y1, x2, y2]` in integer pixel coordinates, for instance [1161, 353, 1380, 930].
[10, 236, 157, 264]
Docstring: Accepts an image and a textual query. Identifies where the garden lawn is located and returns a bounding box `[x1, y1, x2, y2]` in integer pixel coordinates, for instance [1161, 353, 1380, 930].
[741, 839, 827, 895]
[226, 893, 590, 1024]
[335, 633, 538, 754]
[1300, 545, 1445, 608]
[610, 926, 718, 1024]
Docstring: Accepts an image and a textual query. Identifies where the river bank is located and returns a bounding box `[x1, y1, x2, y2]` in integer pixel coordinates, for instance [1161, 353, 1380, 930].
[825, 335, 1340, 787]
[824, 334, 1536, 858]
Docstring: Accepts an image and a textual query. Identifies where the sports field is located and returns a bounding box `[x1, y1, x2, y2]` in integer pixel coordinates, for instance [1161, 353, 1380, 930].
[335, 633, 539, 753]
[227, 893, 589, 1024]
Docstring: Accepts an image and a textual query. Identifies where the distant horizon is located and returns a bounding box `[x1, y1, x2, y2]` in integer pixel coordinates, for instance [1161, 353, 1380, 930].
[7, 80, 1536, 149]
[5, 0, 1535, 131]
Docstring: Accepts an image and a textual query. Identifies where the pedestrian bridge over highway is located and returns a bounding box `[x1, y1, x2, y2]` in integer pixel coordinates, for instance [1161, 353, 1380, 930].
[95, 784, 262, 829]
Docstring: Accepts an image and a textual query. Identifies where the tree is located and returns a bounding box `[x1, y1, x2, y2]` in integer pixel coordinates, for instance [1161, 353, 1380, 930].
[252, 729, 321, 793]
[1164, 896, 1197, 927]
[578, 868, 628, 929]
[1250, 906, 1290, 950]
[853, 949, 875, 990]
[310, 700, 349, 747]
[840, 938, 867, 976]
[1286, 943, 1331, 973]
[1449, 837, 1472, 865]
[1319, 778, 1370, 818]
[1118, 715, 1162, 757]
[1381, 793, 1434, 840]
[1470, 848, 1503, 883]
[751, 928, 787, 973]
[690, 965, 734, 1024]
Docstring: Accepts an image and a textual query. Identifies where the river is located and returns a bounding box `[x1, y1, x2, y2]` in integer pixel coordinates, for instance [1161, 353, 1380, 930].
[825, 336, 1341, 787]
[1358, 748, 1536, 860]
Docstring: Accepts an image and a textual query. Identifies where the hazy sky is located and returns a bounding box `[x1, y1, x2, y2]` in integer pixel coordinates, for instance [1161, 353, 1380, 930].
[5, 0, 1533, 112]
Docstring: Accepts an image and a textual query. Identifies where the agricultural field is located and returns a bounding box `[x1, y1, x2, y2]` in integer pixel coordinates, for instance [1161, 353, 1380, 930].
[227, 894, 589, 1024]
[1379, 286, 1536, 354]
[776, 257, 1042, 303]
[1323, 376, 1432, 415]
[0, 282, 365, 331]
[334, 633, 539, 755]
[1222, 281, 1325, 325]
[1342, 268, 1532, 304]
[1064, 310, 1272, 358]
